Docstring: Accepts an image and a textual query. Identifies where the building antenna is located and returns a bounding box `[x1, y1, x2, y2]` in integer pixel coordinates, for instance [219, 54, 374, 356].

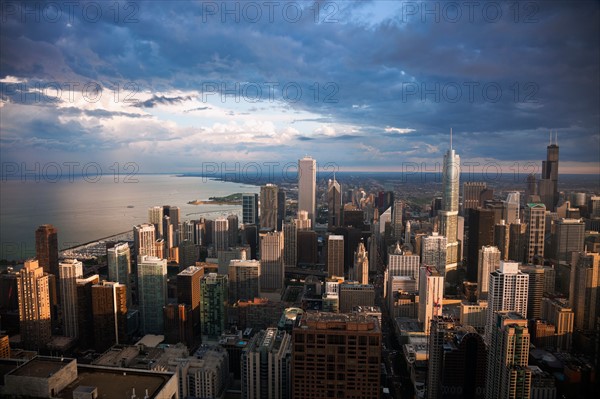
[549, 131, 552, 145]
[555, 130, 558, 145]
[450, 127, 453, 150]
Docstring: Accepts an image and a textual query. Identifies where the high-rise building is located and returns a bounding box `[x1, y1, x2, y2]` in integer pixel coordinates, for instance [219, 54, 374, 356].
[569, 251, 600, 330]
[541, 297, 573, 351]
[178, 239, 199, 270]
[427, 316, 487, 399]
[298, 157, 316, 226]
[59, 259, 82, 338]
[524, 203, 547, 264]
[486, 312, 532, 399]
[525, 174, 538, 203]
[259, 231, 284, 293]
[419, 266, 444, 334]
[229, 259, 261, 302]
[283, 221, 297, 268]
[106, 242, 132, 306]
[339, 282, 375, 313]
[463, 182, 487, 211]
[353, 241, 369, 284]
[35, 224, 58, 276]
[421, 233, 447, 277]
[277, 188, 286, 231]
[328, 177, 342, 228]
[551, 218, 585, 263]
[296, 210, 311, 231]
[134, 223, 157, 258]
[228, 214, 239, 246]
[17, 259, 51, 351]
[137, 255, 167, 334]
[148, 206, 164, 238]
[439, 135, 461, 274]
[76, 274, 99, 349]
[467, 208, 496, 283]
[243, 193, 260, 225]
[519, 265, 546, 319]
[242, 328, 292, 399]
[92, 281, 127, 352]
[494, 221, 510, 260]
[538, 134, 559, 212]
[477, 246, 501, 299]
[460, 300, 488, 332]
[260, 184, 279, 230]
[508, 220, 527, 263]
[177, 265, 204, 339]
[485, 261, 529, 343]
[169, 346, 229, 399]
[327, 235, 344, 278]
[200, 273, 228, 338]
[504, 192, 520, 225]
[392, 200, 403, 240]
[291, 312, 381, 399]
[214, 218, 230, 252]
[387, 243, 421, 290]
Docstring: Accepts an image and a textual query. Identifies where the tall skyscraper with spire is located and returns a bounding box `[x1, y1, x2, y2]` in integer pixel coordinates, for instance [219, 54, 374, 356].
[538, 132, 559, 211]
[439, 129, 461, 278]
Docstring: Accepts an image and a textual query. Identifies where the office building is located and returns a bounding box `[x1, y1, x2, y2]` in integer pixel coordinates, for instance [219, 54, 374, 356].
[388, 242, 421, 283]
[148, 206, 164, 238]
[467, 208, 495, 283]
[259, 231, 284, 293]
[283, 221, 297, 268]
[353, 241, 369, 284]
[229, 259, 261, 302]
[228, 214, 239, 245]
[214, 218, 230, 252]
[177, 265, 204, 339]
[504, 191, 521, 225]
[392, 199, 403, 240]
[485, 261, 529, 343]
[137, 256, 167, 334]
[277, 188, 286, 231]
[260, 184, 279, 230]
[76, 275, 99, 349]
[298, 156, 316, 226]
[92, 281, 127, 352]
[106, 242, 132, 306]
[291, 312, 381, 399]
[133, 223, 157, 258]
[328, 177, 342, 228]
[296, 210, 312, 231]
[485, 312, 532, 399]
[477, 246, 501, 299]
[419, 266, 444, 334]
[541, 297, 574, 351]
[59, 259, 83, 338]
[460, 300, 488, 332]
[463, 182, 487, 211]
[551, 218, 585, 263]
[439, 134, 461, 274]
[519, 265, 546, 319]
[169, 346, 229, 399]
[243, 193, 260, 225]
[538, 134, 559, 212]
[178, 239, 199, 270]
[200, 273, 228, 338]
[524, 203, 547, 264]
[421, 233, 447, 277]
[508, 220, 527, 263]
[35, 224, 58, 277]
[242, 328, 292, 399]
[494, 220, 510, 260]
[569, 251, 600, 330]
[427, 316, 487, 399]
[327, 235, 344, 278]
[339, 282, 375, 313]
[17, 259, 51, 351]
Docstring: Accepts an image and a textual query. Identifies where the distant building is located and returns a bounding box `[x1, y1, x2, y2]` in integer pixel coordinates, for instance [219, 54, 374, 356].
[418, 266, 444, 334]
[137, 256, 167, 335]
[200, 273, 228, 338]
[229, 259, 261, 303]
[17, 260, 51, 351]
[260, 184, 279, 231]
[35, 224, 58, 277]
[243, 193, 260, 225]
[298, 157, 316, 226]
[59, 259, 83, 338]
[477, 246, 500, 299]
[328, 177, 342, 228]
[260, 231, 284, 293]
[327, 235, 344, 278]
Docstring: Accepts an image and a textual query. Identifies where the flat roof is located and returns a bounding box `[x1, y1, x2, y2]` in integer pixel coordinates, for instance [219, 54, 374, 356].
[9, 357, 73, 378]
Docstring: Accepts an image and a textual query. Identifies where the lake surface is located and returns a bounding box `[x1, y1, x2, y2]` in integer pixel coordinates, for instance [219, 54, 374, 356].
[0, 174, 259, 260]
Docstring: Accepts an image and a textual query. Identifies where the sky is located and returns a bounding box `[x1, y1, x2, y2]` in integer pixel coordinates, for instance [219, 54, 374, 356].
[1, 0, 599, 176]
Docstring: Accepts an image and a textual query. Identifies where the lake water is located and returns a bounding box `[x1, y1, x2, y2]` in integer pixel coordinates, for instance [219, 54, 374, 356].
[0, 174, 259, 260]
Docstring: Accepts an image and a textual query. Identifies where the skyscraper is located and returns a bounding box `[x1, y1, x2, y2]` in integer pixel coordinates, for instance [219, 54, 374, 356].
[485, 312, 532, 399]
[463, 182, 487, 211]
[524, 203, 546, 263]
[35, 224, 58, 276]
[229, 259, 261, 302]
[439, 132, 461, 275]
[92, 281, 127, 352]
[200, 273, 228, 338]
[353, 241, 369, 284]
[17, 259, 51, 351]
[388, 242, 421, 284]
[243, 193, 259, 225]
[242, 328, 292, 399]
[214, 218, 230, 252]
[277, 188, 286, 231]
[485, 261, 529, 343]
[538, 133, 559, 212]
[494, 220, 510, 260]
[260, 184, 279, 230]
[508, 220, 527, 263]
[283, 221, 297, 268]
[291, 312, 381, 399]
[76, 274, 99, 349]
[106, 243, 132, 306]
[421, 233, 447, 276]
[134, 223, 157, 258]
[177, 265, 204, 339]
[148, 206, 164, 238]
[569, 251, 600, 330]
[298, 157, 316, 226]
[59, 259, 83, 338]
[327, 235, 344, 278]
[392, 199, 403, 240]
[327, 177, 342, 228]
[467, 208, 495, 283]
[137, 255, 167, 334]
[419, 266, 444, 334]
[504, 192, 520, 225]
[228, 214, 239, 246]
[477, 246, 501, 299]
[551, 218, 585, 263]
[259, 231, 284, 293]
[519, 265, 546, 319]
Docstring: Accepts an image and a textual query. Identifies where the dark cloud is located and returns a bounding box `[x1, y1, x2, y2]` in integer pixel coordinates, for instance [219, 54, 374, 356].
[132, 94, 193, 108]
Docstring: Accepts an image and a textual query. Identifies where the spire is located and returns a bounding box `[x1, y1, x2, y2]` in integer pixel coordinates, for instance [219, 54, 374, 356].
[450, 127, 453, 150]
[555, 131, 558, 146]
[549, 131, 552, 145]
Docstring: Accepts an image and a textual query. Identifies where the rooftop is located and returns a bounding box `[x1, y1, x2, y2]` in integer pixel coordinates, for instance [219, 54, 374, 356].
[8, 356, 73, 378]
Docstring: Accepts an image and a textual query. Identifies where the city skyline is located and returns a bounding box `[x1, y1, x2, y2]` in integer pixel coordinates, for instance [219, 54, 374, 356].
[1, 2, 599, 174]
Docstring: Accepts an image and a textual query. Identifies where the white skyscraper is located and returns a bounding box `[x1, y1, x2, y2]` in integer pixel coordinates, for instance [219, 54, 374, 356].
[214, 218, 230, 252]
[298, 157, 316, 226]
[148, 206, 164, 238]
[134, 223, 157, 258]
[485, 261, 529, 344]
[418, 266, 444, 334]
[421, 233, 447, 276]
[387, 243, 420, 285]
[478, 246, 501, 299]
[59, 259, 83, 338]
